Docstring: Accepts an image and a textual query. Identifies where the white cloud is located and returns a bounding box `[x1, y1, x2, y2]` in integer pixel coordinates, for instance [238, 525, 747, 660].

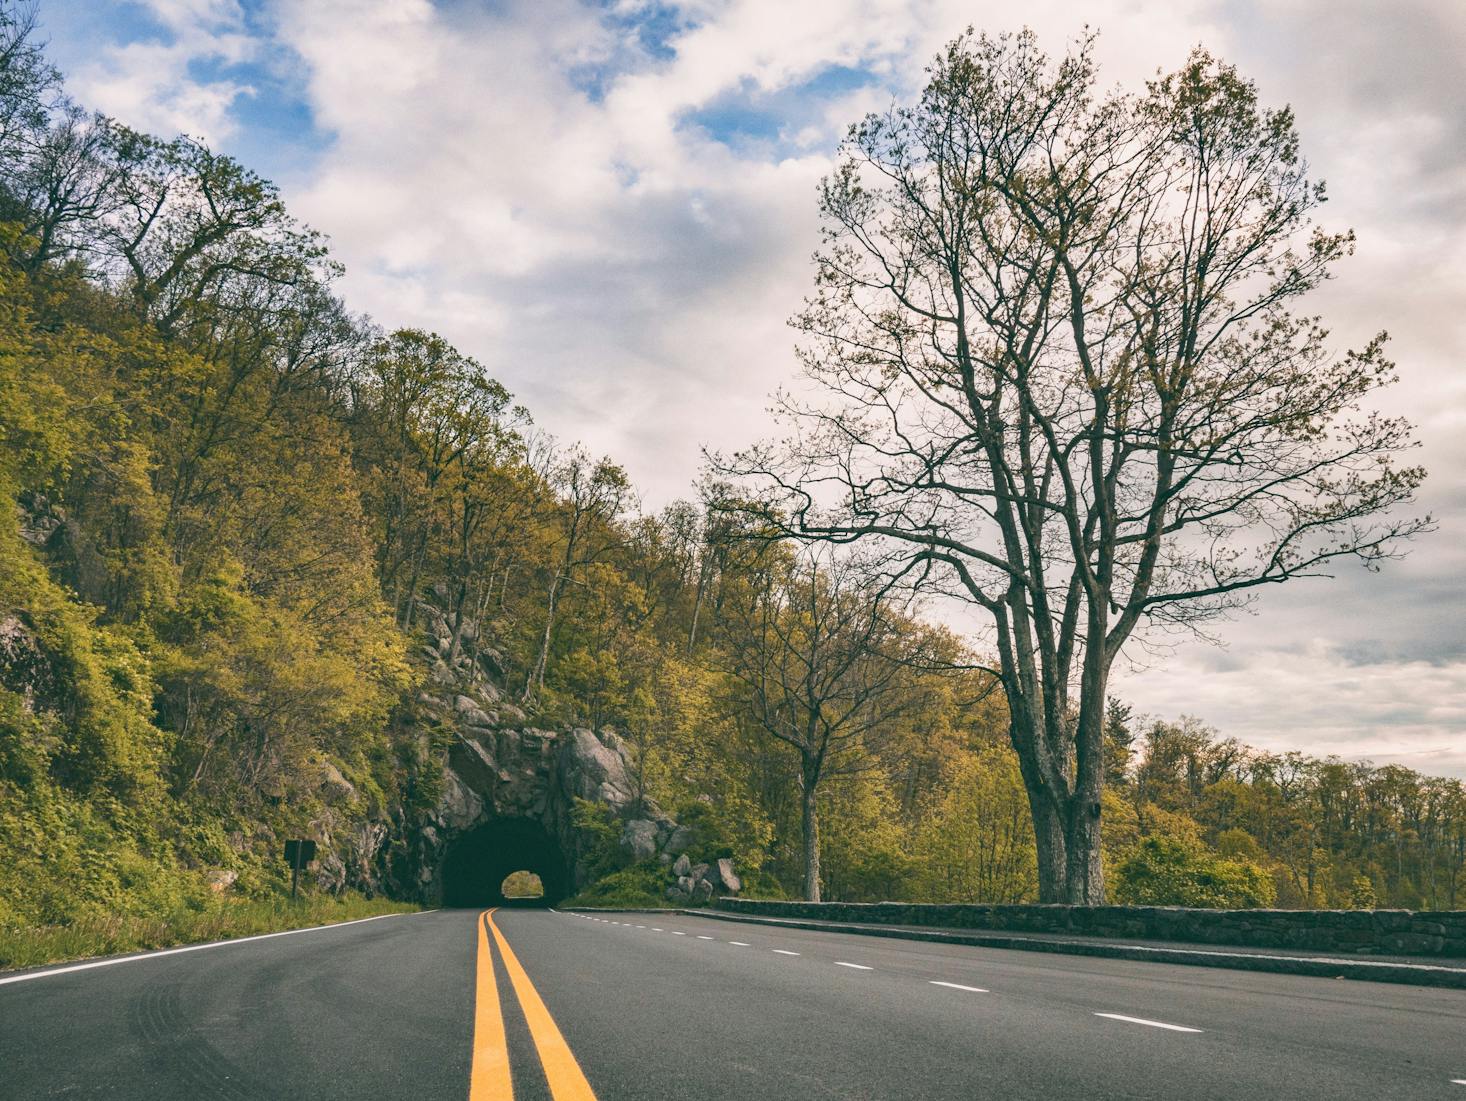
[65, 0, 257, 144]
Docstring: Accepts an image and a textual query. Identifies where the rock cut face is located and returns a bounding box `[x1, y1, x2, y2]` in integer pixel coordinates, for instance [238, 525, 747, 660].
[366, 596, 704, 905]
[388, 699, 691, 903]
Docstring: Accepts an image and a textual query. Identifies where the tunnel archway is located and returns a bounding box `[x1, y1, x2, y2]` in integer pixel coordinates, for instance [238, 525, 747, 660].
[440, 817, 571, 907]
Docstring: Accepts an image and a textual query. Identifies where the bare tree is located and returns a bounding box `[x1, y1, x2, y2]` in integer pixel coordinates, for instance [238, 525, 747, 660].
[720, 31, 1427, 902]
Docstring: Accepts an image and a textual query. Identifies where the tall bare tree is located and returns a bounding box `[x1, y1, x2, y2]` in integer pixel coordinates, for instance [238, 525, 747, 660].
[721, 31, 1427, 902]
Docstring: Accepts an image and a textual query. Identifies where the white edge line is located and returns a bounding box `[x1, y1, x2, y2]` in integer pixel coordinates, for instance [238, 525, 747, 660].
[929, 981, 988, 993]
[0, 910, 434, 987]
[835, 962, 873, 970]
[772, 949, 800, 956]
[1094, 1012, 1203, 1033]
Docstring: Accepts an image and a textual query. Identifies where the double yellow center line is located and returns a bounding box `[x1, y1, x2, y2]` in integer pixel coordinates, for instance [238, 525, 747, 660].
[470, 908, 598, 1101]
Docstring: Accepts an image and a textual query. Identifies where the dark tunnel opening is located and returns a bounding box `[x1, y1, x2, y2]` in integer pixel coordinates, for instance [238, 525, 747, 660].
[440, 817, 571, 908]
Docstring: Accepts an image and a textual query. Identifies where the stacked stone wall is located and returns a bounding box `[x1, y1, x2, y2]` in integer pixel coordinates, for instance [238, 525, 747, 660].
[715, 899, 1466, 957]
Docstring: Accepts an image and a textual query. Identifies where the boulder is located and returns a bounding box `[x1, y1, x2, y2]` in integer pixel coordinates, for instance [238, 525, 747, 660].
[318, 761, 357, 804]
[438, 769, 484, 831]
[662, 824, 694, 855]
[716, 858, 741, 894]
[205, 869, 238, 893]
[562, 728, 636, 808]
[477, 645, 506, 678]
[620, 819, 660, 862]
[453, 694, 495, 726]
[690, 862, 710, 883]
[673, 853, 692, 877]
[692, 879, 714, 903]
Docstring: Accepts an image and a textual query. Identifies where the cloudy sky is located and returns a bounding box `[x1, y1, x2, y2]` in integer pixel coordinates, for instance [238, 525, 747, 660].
[36, 0, 1466, 776]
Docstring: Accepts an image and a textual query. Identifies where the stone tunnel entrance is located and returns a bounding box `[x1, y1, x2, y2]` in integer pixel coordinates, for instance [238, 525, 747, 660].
[440, 817, 572, 908]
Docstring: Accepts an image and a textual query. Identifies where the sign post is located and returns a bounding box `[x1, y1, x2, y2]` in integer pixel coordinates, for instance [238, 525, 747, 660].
[283, 839, 317, 900]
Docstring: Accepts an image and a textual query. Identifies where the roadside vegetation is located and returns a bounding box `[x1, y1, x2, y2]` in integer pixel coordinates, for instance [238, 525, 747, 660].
[0, 892, 417, 971]
[0, 0, 1459, 956]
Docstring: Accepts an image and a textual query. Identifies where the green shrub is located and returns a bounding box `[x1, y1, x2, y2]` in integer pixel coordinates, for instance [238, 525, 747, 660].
[561, 860, 674, 909]
[733, 868, 790, 899]
[1113, 835, 1276, 908]
[569, 797, 628, 882]
[831, 847, 917, 902]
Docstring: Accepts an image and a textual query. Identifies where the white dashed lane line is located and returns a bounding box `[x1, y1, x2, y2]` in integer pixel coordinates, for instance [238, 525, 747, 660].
[1094, 1013, 1202, 1034]
[574, 918, 1231, 1043]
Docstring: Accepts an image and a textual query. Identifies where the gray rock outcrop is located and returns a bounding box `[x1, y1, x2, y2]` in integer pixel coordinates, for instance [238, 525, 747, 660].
[356, 593, 726, 904]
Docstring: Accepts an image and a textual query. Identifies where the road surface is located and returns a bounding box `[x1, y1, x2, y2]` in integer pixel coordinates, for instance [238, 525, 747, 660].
[2, 907, 1463, 1099]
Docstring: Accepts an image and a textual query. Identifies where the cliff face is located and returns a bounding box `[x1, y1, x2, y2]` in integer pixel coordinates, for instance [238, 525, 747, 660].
[351, 597, 693, 905]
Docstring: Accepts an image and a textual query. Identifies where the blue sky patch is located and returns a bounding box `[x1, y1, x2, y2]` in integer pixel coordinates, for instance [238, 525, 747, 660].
[681, 62, 884, 154]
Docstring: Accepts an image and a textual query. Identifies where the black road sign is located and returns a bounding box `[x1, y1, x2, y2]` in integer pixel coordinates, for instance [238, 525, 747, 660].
[284, 839, 317, 899]
[284, 839, 317, 865]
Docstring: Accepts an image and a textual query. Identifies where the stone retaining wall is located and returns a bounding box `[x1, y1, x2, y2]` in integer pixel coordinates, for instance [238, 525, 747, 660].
[714, 899, 1466, 957]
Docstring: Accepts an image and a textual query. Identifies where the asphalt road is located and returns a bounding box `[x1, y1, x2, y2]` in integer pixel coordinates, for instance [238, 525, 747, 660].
[2, 907, 1464, 1099]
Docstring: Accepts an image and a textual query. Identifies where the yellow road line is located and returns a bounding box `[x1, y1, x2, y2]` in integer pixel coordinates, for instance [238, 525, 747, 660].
[486, 909, 599, 1101]
[469, 909, 513, 1100]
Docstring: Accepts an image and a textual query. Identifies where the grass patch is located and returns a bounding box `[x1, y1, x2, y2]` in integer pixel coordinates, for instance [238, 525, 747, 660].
[0, 892, 419, 972]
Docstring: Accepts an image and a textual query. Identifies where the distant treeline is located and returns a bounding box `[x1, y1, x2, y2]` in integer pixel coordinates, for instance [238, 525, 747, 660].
[0, 4, 1459, 936]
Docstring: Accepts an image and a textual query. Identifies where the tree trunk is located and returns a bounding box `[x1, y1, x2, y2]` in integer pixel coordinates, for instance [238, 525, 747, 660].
[523, 571, 561, 703]
[687, 556, 712, 655]
[401, 535, 428, 630]
[1063, 797, 1104, 903]
[447, 577, 468, 662]
[1008, 697, 1070, 902]
[1029, 788, 1068, 903]
[1062, 656, 1108, 904]
[801, 776, 821, 902]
